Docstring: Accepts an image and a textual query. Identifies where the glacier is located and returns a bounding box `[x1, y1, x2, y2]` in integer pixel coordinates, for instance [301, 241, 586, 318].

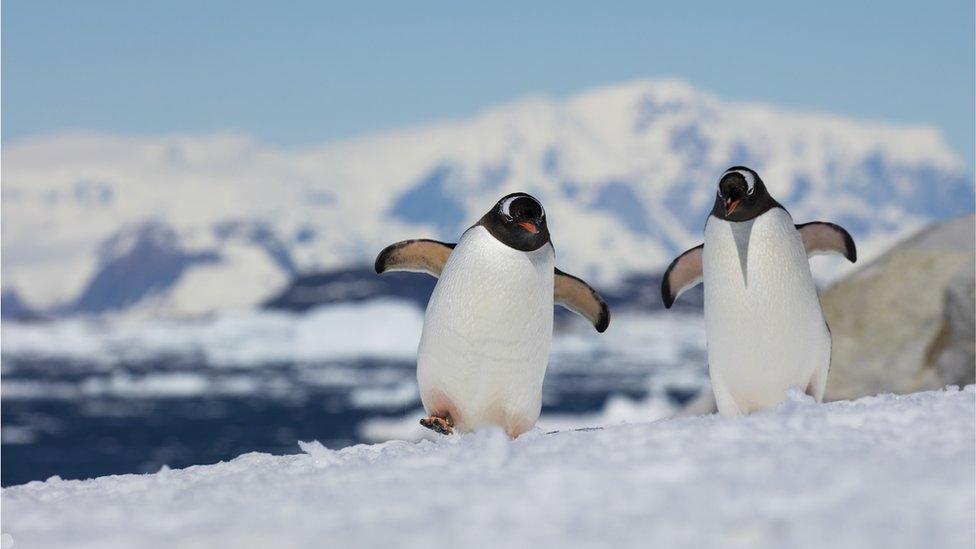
[2, 386, 973, 548]
[2, 78, 972, 316]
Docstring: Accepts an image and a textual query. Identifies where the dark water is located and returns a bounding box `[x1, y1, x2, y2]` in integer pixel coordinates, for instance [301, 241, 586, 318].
[1, 357, 687, 486]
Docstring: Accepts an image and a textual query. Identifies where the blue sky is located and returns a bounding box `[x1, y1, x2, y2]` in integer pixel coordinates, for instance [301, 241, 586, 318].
[3, 1, 974, 169]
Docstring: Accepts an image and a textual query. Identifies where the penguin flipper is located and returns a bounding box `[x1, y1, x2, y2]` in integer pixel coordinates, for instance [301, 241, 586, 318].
[554, 268, 610, 333]
[661, 244, 703, 309]
[374, 239, 457, 278]
[796, 222, 857, 262]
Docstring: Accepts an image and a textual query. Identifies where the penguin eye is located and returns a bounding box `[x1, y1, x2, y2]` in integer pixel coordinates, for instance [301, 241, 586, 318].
[746, 185, 755, 197]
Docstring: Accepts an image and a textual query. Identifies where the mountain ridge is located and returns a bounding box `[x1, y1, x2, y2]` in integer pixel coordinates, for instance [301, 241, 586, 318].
[2, 78, 972, 316]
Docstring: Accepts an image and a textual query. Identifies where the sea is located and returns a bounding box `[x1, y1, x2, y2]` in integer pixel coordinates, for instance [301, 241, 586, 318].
[1, 302, 708, 486]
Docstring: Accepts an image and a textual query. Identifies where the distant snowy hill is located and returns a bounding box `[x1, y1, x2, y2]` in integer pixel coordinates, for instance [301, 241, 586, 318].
[2, 79, 972, 316]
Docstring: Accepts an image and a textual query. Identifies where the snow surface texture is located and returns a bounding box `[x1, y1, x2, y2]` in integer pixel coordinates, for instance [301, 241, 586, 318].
[3, 78, 972, 315]
[3, 387, 973, 549]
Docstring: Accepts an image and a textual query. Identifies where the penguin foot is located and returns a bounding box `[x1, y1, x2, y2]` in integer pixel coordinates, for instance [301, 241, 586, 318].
[420, 415, 454, 435]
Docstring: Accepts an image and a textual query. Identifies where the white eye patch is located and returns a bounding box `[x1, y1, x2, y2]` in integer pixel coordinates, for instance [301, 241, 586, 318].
[721, 169, 757, 195]
[500, 195, 545, 218]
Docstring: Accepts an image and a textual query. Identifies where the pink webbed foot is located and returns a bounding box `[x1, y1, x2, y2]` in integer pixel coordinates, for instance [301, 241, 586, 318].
[419, 414, 454, 435]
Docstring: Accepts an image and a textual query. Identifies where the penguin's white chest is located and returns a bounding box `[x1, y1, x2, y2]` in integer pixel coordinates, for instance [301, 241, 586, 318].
[703, 209, 831, 414]
[416, 226, 554, 435]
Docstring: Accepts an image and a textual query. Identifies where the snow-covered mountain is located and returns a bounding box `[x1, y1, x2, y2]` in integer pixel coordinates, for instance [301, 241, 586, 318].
[2, 78, 972, 316]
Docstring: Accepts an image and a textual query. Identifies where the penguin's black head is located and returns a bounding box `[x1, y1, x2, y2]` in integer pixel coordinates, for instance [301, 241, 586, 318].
[710, 166, 780, 222]
[480, 192, 550, 251]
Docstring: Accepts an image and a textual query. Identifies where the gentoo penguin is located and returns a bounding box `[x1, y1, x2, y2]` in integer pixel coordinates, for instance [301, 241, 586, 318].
[376, 192, 610, 437]
[661, 167, 856, 416]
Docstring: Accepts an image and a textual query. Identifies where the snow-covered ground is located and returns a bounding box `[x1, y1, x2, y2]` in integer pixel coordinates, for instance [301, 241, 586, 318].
[3, 386, 972, 549]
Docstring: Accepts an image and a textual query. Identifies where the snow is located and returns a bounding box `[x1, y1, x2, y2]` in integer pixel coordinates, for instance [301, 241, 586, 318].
[155, 241, 291, 316]
[357, 391, 680, 443]
[3, 387, 973, 549]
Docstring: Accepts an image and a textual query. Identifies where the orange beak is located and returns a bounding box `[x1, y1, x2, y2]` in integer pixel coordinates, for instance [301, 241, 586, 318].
[518, 221, 539, 234]
[725, 198, 741, 216]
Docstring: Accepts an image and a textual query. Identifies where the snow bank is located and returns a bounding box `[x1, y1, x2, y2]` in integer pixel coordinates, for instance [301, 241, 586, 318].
[3, 387, 973, 549]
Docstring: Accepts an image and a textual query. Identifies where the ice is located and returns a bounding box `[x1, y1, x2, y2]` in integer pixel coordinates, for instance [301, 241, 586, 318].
[0, 426, 38, 446]
[0, 307, 703, 369]
[3, 386, 972, 548]
[350, 381, 420, 410]
[1, 308, 706, 405]
[0, 300, 425, 367]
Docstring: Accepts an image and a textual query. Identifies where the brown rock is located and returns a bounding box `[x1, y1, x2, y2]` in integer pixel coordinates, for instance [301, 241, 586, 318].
[823, 214, 975, 400]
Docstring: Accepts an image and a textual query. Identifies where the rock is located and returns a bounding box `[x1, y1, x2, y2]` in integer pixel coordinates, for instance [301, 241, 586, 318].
[823, 214, 975, 400]
[930, 266, 976, 386]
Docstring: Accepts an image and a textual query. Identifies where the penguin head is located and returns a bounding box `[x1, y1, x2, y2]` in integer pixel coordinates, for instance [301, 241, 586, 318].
[711, 166, 780, 222]
[480, 192, 551, 251]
